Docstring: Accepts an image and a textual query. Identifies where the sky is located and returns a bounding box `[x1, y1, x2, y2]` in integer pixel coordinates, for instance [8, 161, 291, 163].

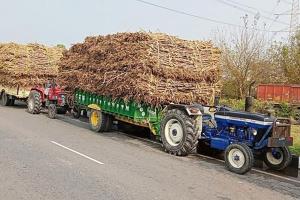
[0, 0, 295, 47]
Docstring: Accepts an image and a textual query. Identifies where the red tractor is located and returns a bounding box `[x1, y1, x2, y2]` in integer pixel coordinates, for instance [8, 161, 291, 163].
[27, 80, 67, 119]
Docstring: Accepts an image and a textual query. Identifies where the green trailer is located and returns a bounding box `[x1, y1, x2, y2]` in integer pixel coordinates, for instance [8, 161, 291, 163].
[73, 89, 203, 156]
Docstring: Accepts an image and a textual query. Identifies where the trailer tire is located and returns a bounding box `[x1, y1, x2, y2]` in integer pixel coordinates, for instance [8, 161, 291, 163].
[1, 92, 11, 106]
[104, 114, 113, 132]
[264, 147, 292, 171]
[9, 99, 15, 106]
[225, 143, 254, 174]
[27, 90, 42, 114]
[72, 107, 81, 119]
[160, 109, 198, 156]
[89, 110, 108, 132]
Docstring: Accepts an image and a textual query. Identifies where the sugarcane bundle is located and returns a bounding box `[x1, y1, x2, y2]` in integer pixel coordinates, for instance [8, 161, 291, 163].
[58, 32, 221, 105]
[0, 43, 64, 88]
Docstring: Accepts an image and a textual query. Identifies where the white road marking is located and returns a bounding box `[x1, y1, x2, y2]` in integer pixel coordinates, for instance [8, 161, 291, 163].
[51, 141, 104, 165]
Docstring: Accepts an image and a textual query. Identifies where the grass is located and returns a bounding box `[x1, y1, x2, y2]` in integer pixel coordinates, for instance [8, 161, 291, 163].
[290, 125, 300, 156]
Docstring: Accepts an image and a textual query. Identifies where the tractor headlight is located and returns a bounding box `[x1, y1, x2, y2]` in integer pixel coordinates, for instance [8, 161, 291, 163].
[252, 129, 257, 136]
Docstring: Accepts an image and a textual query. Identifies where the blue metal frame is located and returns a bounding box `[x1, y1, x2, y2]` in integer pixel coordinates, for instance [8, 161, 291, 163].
[201, 117, 272, 151]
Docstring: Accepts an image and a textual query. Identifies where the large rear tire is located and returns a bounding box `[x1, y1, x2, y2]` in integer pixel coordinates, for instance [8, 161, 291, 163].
[89, 110, 108, 132]
[264, 147, 292, 170]
[27, 90, 42, 114]
[225, 143, 254, 174]
[1, 92, 11, 106]
[160, 109, 198, 156]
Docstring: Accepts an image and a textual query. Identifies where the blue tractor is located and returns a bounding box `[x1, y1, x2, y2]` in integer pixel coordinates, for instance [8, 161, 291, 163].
[198, 106, 294, 174]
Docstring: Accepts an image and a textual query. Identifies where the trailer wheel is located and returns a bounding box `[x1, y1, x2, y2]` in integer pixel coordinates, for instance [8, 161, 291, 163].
[160, 109, 198, 156]
[89, 110, 108, 132]
[104, 115, 113, 132]
[1, 92, 11, 106]
[48, 104, 57, 119]
[225, 143, 254, 174]
[9, 99, 15, 106]
[27, 90, 42, 114]
[264, 147, 292, 170]
[72, 107, 81, 119]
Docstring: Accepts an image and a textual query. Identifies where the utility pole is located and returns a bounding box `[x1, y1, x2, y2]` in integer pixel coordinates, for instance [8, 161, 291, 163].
[289, 0, 300, 39]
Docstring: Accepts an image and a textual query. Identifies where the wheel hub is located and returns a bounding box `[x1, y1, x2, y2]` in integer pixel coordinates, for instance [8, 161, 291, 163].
[164, 119, 184, 147]
[228, 149, 245, 169]
[266, 148, 284, 165]
[172, 129, 177, 136]
[91, 111, 100, 127]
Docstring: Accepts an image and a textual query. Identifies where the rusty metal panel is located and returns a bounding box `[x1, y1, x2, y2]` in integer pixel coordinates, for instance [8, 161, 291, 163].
[290, 85, 300, 104]
[257, 84, 300, 104]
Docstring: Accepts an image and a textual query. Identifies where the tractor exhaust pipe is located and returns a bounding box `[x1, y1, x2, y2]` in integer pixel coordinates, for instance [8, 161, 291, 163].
[245, 81, 255, 112]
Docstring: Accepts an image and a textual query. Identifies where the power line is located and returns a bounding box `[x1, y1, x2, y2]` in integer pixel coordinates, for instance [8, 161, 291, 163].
[214, 0, 289, 25]
[281, 0, 292, 5]
[224, 0, 277, 16]
[135, 0, 291, 33]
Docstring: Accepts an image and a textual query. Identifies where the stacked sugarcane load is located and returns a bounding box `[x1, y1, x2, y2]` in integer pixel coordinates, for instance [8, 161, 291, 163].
[58, 32, 221, 106]
[0, 43, 64, 88]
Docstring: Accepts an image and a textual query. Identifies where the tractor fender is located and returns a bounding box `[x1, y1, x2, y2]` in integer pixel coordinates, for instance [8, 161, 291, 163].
[30, 88, 45, 102]
[166, 104, 203, 116]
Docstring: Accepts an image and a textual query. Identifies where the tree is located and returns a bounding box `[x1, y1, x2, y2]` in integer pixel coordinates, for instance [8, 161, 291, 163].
[273, 32, 300, 84]
[216, 15, 284, 99]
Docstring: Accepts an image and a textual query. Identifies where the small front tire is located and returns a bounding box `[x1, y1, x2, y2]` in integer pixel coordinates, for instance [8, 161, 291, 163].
[264, 147, 292, 171]
[48, 104, 57, 119]
[225, 143, 254, 174]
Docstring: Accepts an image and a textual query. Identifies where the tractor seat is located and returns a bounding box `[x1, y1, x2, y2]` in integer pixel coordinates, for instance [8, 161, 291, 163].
[215, 111, 275, 122]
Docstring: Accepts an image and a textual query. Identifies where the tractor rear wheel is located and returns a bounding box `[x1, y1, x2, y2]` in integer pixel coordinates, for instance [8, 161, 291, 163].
[89, 110, 109, 132]
[27, 90, 42, 114]
[160, 109, 198, 156]
[225, 143, 254, 174]
[264, 147, 292, 170]
[1, 92, 11, 106]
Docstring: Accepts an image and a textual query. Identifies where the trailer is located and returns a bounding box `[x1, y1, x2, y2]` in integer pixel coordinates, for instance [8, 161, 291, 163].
[257, 84, 300, 105]
[257, 84, 300, 121]
[0, 85, 30, 106]
[73, 89, 202, 156]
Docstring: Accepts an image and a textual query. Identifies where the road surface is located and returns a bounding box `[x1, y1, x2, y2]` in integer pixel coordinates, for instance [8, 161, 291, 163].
[0, 103, 299, 200]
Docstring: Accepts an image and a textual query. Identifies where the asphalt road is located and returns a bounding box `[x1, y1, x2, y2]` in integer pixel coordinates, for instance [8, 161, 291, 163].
[0, 103, 299, 200]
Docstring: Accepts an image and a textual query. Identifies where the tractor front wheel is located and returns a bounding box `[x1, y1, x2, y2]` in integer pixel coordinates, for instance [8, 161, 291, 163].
[264, 147, 292, 170]
[225, 143, 254, 174]
[160, 109, 198, 156]
[48, 104, 57, 119]
[27, 90, 42, 114]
